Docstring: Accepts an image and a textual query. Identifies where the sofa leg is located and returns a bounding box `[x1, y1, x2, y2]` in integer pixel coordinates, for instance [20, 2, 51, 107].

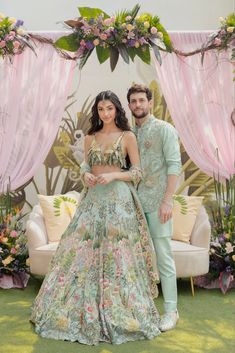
[190, 277, 195, 296]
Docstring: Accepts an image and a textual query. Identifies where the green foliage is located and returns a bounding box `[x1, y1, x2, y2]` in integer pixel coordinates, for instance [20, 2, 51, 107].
[96, 46, 110, 64]
[55, 33, 80, 52]
[226, 13, 235, 26]
[78, 7, 109, 19]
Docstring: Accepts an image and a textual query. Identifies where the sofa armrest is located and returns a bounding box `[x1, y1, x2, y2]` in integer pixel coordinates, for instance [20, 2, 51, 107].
[190, 206, 211, 249]
[26, 205, 48, 250]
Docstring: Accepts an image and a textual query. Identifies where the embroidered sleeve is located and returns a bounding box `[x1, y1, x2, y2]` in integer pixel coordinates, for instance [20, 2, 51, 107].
[162, 125, 182, 176]
[129, 165, 143, 188]
[80, 161, 91, 185]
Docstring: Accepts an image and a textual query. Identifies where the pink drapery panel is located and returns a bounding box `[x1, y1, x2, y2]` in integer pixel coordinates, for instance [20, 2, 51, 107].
[152, 32, 235, 179]
[0, 33, 75, 191]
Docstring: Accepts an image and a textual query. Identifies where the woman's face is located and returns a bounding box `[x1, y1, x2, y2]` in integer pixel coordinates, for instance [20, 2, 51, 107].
[97, 99, 116, 125]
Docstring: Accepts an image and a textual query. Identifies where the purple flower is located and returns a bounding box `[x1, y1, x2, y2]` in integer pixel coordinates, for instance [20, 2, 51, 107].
[218, 234, 225, 243]
[15, 20, 24, 27]
[139, 37, 147, 45]
[225, 266, 232, 273]
[128, 39, 136, 47]
[224, 205, 231, 217]
[85, 41, 94, 50]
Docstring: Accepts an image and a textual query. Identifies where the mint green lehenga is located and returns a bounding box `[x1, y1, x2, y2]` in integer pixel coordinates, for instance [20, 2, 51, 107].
[30, 132, 161, 345]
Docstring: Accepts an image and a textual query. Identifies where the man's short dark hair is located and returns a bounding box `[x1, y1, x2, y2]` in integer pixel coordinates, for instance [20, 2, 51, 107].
[127, 84, 152, 103]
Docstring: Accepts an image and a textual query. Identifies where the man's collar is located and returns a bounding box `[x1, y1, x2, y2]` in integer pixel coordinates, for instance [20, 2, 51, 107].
[135, 115, 155, 129]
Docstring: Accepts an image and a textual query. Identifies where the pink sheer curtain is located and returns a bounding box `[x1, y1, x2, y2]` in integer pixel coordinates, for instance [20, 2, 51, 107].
[152, 32, 235, 179]
[0, 33, 75, 192]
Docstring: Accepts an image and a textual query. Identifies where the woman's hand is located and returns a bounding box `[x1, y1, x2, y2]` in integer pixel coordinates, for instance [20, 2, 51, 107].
[96, 173, 115, 185]
[84, 172, 97, 187]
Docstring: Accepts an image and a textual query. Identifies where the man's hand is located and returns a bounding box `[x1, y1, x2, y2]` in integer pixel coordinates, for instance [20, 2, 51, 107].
[96, 173, 115, 185]
[158, 201, 173, 224]
[84, 172, 97, 187]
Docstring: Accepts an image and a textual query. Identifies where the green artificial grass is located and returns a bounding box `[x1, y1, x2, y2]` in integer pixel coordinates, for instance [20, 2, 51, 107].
[0, 277, 234, 353]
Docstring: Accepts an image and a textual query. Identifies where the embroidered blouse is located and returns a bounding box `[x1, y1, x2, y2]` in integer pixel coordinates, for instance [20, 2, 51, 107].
[87, 132, 127, 168]
[80, 131, 142, 188]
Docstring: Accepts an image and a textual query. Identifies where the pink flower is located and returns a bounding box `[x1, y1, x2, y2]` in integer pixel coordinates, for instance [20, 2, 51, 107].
[87, 306, 93, 312]
[93, 28, 100, 36]
[10, 248, 17, 254]
[0, 40, 6, 48]
[10, 230, 18, 237]
[150, 26, 158, 34]
[13, 41, 21, 49]
[100, 33, 108, 40]
[80, 39, 86, 47]
[9, 31, 16, 37]
[214, 37, 222, 46]
[103, 18, 113, 26]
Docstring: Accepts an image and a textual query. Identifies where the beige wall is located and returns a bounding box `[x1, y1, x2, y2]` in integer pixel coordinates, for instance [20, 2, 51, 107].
[2, 0, 234, 30]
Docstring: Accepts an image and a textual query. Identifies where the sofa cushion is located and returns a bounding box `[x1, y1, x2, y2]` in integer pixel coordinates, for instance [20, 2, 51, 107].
[172, 195, 204, 243]
[38, 191, 80, 243]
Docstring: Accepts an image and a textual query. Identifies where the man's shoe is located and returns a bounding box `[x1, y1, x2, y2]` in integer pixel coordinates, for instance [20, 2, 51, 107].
[159, 310, 179, 332]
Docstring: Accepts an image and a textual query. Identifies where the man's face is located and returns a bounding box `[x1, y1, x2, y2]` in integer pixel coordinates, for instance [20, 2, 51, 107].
[128, 92, 152, 119]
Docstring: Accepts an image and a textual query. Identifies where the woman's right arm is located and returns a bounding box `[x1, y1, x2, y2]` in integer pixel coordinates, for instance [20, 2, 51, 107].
[80, 135, 97, 187]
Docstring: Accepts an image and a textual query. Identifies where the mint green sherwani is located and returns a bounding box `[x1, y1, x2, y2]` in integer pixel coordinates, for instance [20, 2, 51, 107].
[135, 116, 181, 313]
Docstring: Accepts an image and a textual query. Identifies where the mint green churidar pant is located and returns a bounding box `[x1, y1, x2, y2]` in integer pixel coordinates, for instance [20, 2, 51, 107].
[145, 211, 177, 313]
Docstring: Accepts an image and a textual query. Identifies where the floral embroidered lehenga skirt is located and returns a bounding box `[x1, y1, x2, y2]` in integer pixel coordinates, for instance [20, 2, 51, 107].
[30, 180, 161, 345]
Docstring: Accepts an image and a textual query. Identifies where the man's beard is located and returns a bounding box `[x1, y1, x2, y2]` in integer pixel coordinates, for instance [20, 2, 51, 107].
[132, 109, 149, 119]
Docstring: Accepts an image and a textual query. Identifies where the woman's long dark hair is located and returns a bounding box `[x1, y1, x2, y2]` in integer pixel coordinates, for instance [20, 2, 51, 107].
[87, 90, 131, 135]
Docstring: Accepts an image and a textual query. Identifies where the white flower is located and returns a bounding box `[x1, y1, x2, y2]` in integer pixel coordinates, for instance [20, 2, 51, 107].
[227, 27, 234, 33]
[17, 28, 26, 36]
[219, 17, 226, 24]
[225, 242, 234, 254]
[8, 17, 17, 24]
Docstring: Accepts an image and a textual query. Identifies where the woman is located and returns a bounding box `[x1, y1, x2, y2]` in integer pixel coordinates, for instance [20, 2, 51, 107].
[30, 90, 161, 345]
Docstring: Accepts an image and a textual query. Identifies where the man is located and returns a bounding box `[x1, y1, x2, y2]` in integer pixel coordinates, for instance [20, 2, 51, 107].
[127, 84, 182, 331]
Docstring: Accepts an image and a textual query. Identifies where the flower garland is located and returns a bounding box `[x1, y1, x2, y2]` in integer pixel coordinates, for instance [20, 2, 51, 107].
[55, 4, 172, 71]
[0, 12, 35, 61]
[0, 6, 234, 70]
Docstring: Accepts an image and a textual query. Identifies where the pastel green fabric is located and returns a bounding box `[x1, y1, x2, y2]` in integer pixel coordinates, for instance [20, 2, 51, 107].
[80, 162, 91, 185]
[135, 116, 181, 213]
[88, 132, 127, 169]
[145, 211, 177, 313]
[30, 180, 161, 345]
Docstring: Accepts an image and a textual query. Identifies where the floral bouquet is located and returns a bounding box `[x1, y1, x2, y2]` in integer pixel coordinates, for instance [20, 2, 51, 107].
[202, 13, 235, 64]
[195, 176, 235, 294]
[0, 188, 30, 288]
[55, 4, 172, 71]
[0, 12, 34, 61]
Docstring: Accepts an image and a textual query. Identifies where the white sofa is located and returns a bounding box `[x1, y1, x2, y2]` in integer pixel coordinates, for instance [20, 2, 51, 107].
[26, 204, 210, 295]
